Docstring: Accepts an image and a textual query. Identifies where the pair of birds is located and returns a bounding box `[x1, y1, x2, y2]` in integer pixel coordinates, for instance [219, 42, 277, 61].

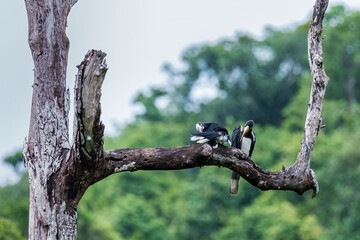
[190, 120, 256, 195]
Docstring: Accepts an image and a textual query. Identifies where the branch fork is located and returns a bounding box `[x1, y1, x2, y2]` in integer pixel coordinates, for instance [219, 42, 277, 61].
[68, 0, 329, 201]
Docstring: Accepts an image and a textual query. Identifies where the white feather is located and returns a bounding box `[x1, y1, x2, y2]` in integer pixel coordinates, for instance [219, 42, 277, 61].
[191, 136, 202, 141]
[241, 137, 252, 156]
[197, 138, 209, 143]
[218, 135, 228, 142]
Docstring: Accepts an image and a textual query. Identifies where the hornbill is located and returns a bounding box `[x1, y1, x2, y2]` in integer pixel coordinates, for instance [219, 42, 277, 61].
[190, 122, 231, 148]
[229, 120, 256, 195]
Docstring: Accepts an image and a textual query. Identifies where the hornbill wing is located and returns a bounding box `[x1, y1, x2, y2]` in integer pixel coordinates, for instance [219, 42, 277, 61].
[212, 124, 229, 133]
[229, 124, 243, 195]
[231, 125, 242, 148]
[191, 131, 221, 142]
[248, 131, 256, 157]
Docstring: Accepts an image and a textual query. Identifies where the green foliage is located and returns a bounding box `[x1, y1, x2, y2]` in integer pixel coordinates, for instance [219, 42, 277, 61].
[0, 173, 28, 238]
[323, 5, 360, 103]
[306, 108, 360, 239]
[213, 193, 324, 240]
[4, 151, 23, 172]
[282, 75, 311, 132]
[104, 120, 191, 149]
[133, 88, 167, 122]
[134, 20, 309, 126]
[0, 218, 25, 240]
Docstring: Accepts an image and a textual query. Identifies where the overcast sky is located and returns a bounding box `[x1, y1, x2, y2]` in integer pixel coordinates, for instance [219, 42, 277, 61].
[1, 0, 359, 185]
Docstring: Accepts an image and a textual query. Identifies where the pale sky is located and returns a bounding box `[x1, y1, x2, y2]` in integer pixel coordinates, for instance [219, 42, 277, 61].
[1, 0, 359, 185]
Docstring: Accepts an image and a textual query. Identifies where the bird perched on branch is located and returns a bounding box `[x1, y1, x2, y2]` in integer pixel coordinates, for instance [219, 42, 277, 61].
[229, 120, 256, 195]
[190, 122, 231, 148]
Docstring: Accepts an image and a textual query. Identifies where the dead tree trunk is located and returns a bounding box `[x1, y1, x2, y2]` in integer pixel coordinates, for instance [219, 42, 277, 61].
[23, 0, 329, 239]
[23, 0, 76, 239]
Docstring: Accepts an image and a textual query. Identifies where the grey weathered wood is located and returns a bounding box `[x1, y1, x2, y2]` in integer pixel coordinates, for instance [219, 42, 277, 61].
[74, 50, 107, 164]
[67, 49, 109, 206]
[23, 0, 76, 239]
[292, 0, 329, 197]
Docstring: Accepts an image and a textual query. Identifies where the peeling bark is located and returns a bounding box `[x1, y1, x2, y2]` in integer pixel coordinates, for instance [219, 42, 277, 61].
[69, 49, 109, 204]
[23, 0, 329, 239]
[24, 0, 77, 239]
[74, 49, 108, 162]
[296, 0, 329, 197]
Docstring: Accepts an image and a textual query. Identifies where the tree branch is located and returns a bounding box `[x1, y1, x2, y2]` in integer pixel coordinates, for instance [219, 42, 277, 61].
[76, 0, 329, 199]
[289, 0, 329, 198]
[73, 50, 108, 164]
[70, 0, 78, 8]
[102, 144, 316, 195]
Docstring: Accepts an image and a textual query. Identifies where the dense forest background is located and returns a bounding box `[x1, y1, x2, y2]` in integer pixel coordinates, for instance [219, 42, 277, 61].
[1, 5, 360, 240]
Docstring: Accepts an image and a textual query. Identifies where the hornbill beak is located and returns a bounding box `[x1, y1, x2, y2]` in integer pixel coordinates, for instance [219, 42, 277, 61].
[240, 126, 250, 141]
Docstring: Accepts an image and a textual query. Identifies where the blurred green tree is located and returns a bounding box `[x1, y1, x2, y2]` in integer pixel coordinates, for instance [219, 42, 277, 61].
[135, 24, 309, 126]
[323, 5, 360, 105]
[4, 151, 23, 173]
[0, 218, 25, 240]
[0, 172, 29, 238]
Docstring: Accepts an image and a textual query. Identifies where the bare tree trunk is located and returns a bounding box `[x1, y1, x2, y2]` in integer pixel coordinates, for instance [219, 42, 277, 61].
[22, 0, 329, 239]
[23, 0, 77, 239]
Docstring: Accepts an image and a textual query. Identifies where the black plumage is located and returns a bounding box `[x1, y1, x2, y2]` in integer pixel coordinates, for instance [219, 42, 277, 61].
[229, 124, 242, 195]
[190, 122, 231, 148]
[229, 120, 256, 195]
[240, 120, 256, 157]
[231, 124, 243, 148]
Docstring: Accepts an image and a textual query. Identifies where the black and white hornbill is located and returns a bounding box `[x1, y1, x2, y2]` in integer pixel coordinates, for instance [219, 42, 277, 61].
[229, 120, 256, 195]
[190, 122, 231, 148]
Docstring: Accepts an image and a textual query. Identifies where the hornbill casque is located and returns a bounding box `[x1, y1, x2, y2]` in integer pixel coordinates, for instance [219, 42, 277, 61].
[229, 120, 256, 195]
[190, 122, 231, 148]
